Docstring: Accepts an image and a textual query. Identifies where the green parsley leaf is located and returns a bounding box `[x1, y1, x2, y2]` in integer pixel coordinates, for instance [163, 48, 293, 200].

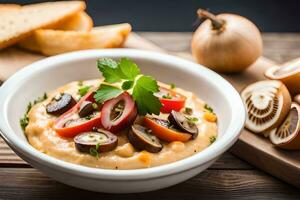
[186, 116, 199, 124]
[122, 80, 134, 90]
[26, 102, 32, 114]
[132, 75, 162, 115]
[20, 93, 47, 131]
[135, 75, 159, 92]
[92, 103, 98, 109]
[97, 58, 122, 83]
[204, 104, 214, 113]
[97, 57, 140, 83]
[118, 57, 140, 80]
[96, 58, 162, 115]
[33, 93, 47, 104]
[170, 83, 176, 89]
[85, 115, 92, 120]
[89, 143, 101, 157]
[78, 86, 91, 97]
[184, 107, 193, 115]
[89, 148, 98, 157]
[98, 57, 118, 68]
[94, 84, 122, 103]
[210, 136, 217, 144]
[78, 80, 83, 86]
[162, 93, 172, 99]
[20, 115, 29, 131]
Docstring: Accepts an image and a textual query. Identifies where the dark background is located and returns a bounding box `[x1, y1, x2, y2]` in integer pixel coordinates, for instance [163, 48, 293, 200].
[2, 0, 300, 32]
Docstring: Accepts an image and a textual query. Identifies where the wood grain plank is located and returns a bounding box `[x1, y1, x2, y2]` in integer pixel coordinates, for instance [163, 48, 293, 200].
[0, 168, 299, 200]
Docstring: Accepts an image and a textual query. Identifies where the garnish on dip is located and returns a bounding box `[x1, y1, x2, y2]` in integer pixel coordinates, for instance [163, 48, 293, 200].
[54, 91, 102, 138]
[78, 85, 91, 97]
[155, 86, 186, 113]
[46, 93, 76, 115]
[209, 135, 217, 144]
[94, 58, 162, 115]
[143, 117, 192, 142]
[74, 128, 118, 155]
[241, 80, 291, 135]
[20, 93, 48, 130]
[191, 9, 262, 73]
[128, 124, 163, 153]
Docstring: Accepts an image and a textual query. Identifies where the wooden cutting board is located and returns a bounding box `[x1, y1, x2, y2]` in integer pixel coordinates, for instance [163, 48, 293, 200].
[0, 32, 299, 188]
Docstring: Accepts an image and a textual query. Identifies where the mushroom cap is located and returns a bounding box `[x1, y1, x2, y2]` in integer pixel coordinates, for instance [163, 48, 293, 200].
[270, 102, 300, 150]
[241, 80, 291, 134]
[264, 58, 300, 95]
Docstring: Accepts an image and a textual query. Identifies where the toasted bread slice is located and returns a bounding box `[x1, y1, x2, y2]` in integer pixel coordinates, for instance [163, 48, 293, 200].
[19, 11, 93, 52]
[58, 11, 93, 31]
[0, 4, 20, 12]
[18, 23, 131, 56]
[0, 1, 86, 49]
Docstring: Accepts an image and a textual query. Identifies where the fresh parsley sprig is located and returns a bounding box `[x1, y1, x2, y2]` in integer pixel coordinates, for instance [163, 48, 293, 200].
[94, 58, 162, 115]
[89, 143, 100, 157]
[78, 85, 91, 97]
[20, 93, 48, 131]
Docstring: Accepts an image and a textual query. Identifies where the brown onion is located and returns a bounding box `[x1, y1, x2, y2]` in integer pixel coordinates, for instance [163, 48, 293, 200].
[191, 9, 263, 73]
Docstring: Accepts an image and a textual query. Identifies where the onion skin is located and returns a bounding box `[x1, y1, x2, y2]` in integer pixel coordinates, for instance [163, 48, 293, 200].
[192, 11, 263, 73]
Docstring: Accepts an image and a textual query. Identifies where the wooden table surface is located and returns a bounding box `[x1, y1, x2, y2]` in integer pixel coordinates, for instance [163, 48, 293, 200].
[1, 32, 300, 199]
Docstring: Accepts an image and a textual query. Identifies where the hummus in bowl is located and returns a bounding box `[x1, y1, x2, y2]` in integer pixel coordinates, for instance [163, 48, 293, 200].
[25, 78, 217, 169]
[0, 49, 245, 193]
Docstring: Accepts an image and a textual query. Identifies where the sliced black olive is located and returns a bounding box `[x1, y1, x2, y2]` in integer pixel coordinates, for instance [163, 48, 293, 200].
[168, 110, 198, 139]
[128, 124, 163, 153]
[78, 101, 97, 118]
[46, 93, 76, 115]
[74, 128, 118, 153]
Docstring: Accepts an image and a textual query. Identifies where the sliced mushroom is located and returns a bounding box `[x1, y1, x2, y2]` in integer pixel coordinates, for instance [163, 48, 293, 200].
[46, 93, 76, 115]
[262, 128, 276, 138]
[265, 58, 300, 95]
[241, 80, 291, 134]
[168, 110, 198, 139]
[128, 124, 163, 153]
[78, 101, 96, 118]
[74, 128, 118, 153]
[294, 94, 300, 105]
[269, 103, 300, 150]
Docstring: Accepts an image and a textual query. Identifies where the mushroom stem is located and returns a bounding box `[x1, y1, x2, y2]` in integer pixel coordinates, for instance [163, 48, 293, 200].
[197, 9, 225, 30]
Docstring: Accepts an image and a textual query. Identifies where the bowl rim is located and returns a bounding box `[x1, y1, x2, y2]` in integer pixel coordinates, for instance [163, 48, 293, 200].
[0, 49, 246, 180]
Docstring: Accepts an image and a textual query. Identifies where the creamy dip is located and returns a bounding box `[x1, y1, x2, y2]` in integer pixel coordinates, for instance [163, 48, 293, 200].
[25, 79, 217, 169]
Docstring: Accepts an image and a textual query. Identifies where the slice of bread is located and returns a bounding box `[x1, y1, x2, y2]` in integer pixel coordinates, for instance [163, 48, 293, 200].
[0, 4, 20, 11]
[58, 11, 93, 31]
[19, 11, 93, 52]
[0, 1, 86, 49]
[19, 23, 132, 55]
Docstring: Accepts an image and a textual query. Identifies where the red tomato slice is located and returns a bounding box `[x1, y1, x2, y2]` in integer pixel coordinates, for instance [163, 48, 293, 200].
[156, 87, 186, 113]
[101, 92, 137, 133]
[54, 91, 102, 138]
[143, 117, 191, 142]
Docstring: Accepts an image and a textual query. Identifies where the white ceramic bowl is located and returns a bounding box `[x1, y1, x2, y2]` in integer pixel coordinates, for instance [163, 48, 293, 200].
[0, 49, 245, 193]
